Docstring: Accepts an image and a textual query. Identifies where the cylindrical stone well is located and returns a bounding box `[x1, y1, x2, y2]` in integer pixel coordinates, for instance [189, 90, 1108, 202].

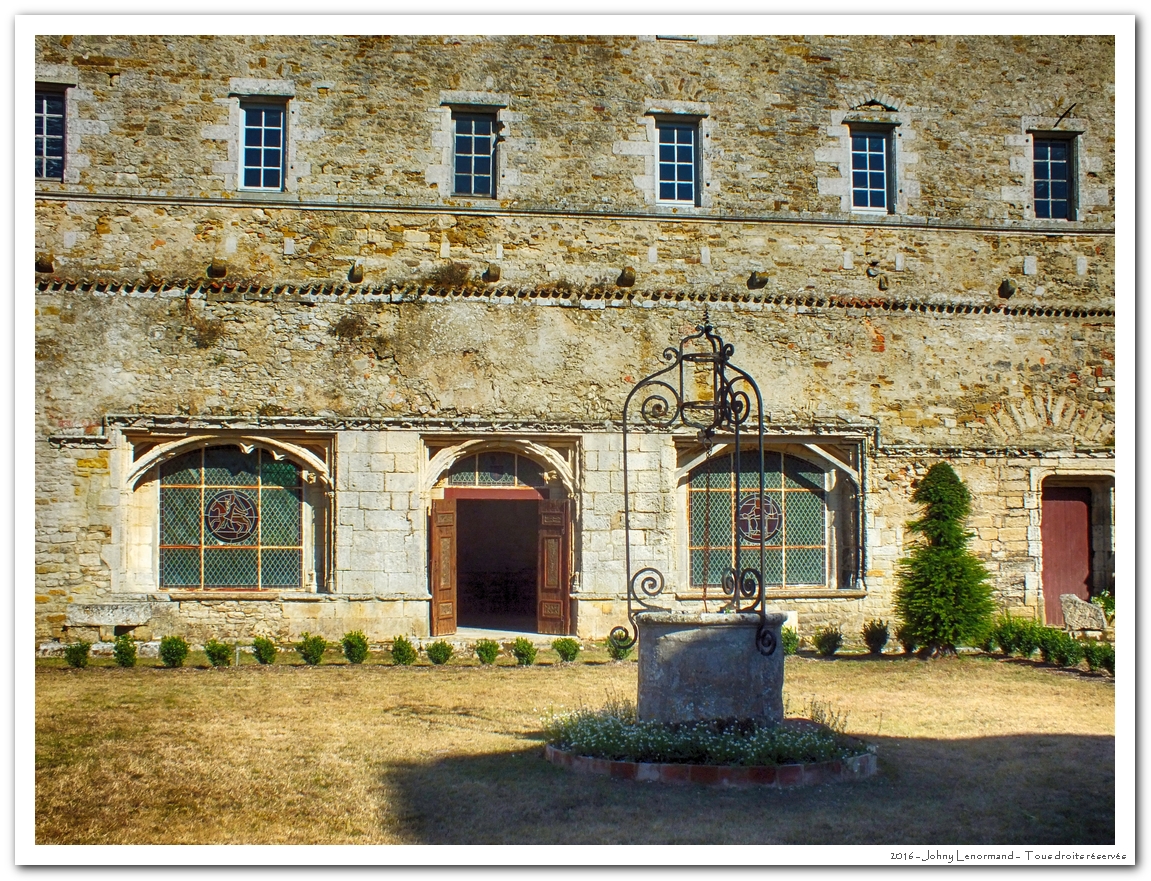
[636, 611, 786, 724]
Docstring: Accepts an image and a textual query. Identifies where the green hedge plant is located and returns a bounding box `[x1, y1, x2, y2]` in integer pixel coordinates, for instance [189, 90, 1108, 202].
[781, 627, 799, 656]
[296, 632, 327, 666]
[391, 635, 418, 666]
[1082, 640, 1114, 674]
[552, 638, 580, 663]
[510, 637, 537, 666]
[112, 634, 137, 668]
[341, 631, 370, 665]
[474, 638, 500, 665]
[895, 622, 918, 655]
[893, 463, 995, 657]
[204, 638, 232, 667]
[861, 620, 889, 655]
[64, 641, 91, 668]
[159, 635, 189, 668]
[813, 626, 843, 658]
[252, 636, 278, 665]
[426, 640, 454, 665]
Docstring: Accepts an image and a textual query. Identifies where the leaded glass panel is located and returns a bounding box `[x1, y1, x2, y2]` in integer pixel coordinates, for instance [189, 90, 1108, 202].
[517, 456, 548, 489]
[688, 451, 828, 589]
[477, 452, 516, 486]
[448, 455, 477, 485]
[158, 446, 303, 590]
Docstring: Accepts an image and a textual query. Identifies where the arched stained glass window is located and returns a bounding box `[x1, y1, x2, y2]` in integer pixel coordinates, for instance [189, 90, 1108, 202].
[447, 453, 548, 489]
[688, 451, 827, 588]
[159, 446, 303, 589]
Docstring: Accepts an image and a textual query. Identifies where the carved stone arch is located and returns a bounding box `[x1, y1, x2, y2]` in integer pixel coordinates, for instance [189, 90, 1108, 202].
[425, 438, 576, 499]
[126, 434, 332, 489]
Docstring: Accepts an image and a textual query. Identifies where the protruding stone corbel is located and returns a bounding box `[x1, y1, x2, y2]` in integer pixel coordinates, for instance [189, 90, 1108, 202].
[207, 259, 228, 279]
[617, 266, 636, 287]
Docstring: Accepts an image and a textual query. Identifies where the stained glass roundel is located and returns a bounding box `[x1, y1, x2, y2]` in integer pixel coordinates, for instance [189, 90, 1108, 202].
[205, 490, 258, 543]
[737, 494, 782, 542]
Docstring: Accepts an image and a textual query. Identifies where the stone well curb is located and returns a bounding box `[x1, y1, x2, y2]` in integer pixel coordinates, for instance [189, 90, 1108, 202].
[544, 744, 877, 788]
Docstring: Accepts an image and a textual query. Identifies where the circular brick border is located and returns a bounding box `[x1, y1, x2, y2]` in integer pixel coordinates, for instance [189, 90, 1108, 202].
[545, 744, 877, 788]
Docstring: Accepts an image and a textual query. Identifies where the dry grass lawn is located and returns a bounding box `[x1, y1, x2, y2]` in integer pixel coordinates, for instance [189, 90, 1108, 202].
[35, 651, 1114, 845]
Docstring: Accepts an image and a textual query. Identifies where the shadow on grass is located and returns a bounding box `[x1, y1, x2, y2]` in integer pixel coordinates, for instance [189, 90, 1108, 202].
[379, 733, 1114, 846]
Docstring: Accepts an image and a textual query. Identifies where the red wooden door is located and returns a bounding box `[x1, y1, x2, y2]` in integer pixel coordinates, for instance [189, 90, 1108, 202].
[430, 498, 457, 636]
[1041, 486, 1092, 627]
[537, 499, 569, 635]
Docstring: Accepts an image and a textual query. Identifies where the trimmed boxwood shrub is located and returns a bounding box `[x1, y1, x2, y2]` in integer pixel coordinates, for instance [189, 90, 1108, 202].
[861, 620, 889, 655]
[1082, 640, 1114, 674]
[204, 638, 232, 667]
[159, 635, 189, 668]
[64, 641, 91, 668]
[112, 634, 137, 668]
[893, 463, 995, 657]
[607, 638, 632, 662]
[813, 626, 843, 658]
[391, 635, 418, 666]
[510, 637, 537, 666]
[474, 638, 500, 665]
[341, 630, 370, 665]
[426, 640, 454, 665]
[552, 637, 580, 663]
[252, 636, 278, 665]
[781, 627, 799, 656]
[296, 632, 327, 666]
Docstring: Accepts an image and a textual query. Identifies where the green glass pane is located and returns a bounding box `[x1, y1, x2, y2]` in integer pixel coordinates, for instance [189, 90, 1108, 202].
[689, 490, 707, 545]
[690, 549, 705, 586]
[203, 548, 258, 587]
[762, 548, 783, 585]
[160, 487, 201, 545]
[261, 487, 302, 546]
[477, 452, 515, 486]
[203, 489, 258, 546]
[516, 456, 547, 489]
[704, 490, 732, 547]
[784, 454, 825, 491]
[737, 450, 781, 489]
[204, 446, 259, 486]
[160, 548, 201, 587]
[701, 548, 733, 587]
[784, 490, 826, 545]
[785, 548, 826, 585]
[689, 454, 732, 490]
[261, 548, 301, 587]
[447, 455, 476, 486]
[261, 455, 300, 488]
[160, 450, 201, 486]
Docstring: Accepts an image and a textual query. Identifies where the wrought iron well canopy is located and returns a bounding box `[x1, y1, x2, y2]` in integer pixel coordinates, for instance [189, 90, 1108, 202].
[611, 313, 776, 656]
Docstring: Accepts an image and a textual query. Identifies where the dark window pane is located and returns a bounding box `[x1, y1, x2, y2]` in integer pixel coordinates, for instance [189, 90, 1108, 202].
[1035, 179, 1049, 199]
[852, 152, 867, 170]
[264, 128, 281, 148]
[1051, 200, 1068, 220]
[245, 148, 261, 168]
[678, 182, 694, 201]
[659, 181, 676, 200]
[1035, 201, 1051, 219]
[852, 135, 867, 151]
[455, 174, 471, 194]
[473, 156, 490, 176]
[659, 126, 674, 143]
[1051, 180, 1068, 200]
[1034, 141, 1050, 160]
[659, 143, 675, 162]
[852, 190, 868, 207]
[244, 168, 262, 187]
[263, 169, 280, 189]
[659, 162, 676, 183]
[46, 157, 64, 178]
[245, 127, 262, 146]
[45, 115, 65, 136]
[473, 175, 491, 196]
[264, 148, 281, 168]
[852, 171, 868, 188]
[870, 172, 885, 190]
[870, 191, 886, 208]
[1049, 141, 1068, 160]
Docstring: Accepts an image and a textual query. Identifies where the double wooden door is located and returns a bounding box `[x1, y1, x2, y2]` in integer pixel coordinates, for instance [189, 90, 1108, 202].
[430, 497, 570, 636]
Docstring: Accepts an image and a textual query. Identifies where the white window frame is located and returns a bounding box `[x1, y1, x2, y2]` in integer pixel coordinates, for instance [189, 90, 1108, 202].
[451, 109, 500, 199]
[848, 124, 896, 215]
[34, 86, 67, 181]
[1030, 131, 1079, 221]
[240, 100, 288, 192]
[655, 117, 701, 206]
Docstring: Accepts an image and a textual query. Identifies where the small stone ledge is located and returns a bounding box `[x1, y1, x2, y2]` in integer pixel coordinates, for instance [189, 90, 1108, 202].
[167, 590, 285, 602]
[544, 744, 877, 788]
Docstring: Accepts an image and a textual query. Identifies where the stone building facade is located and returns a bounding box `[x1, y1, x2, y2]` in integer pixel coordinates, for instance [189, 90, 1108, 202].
[33, 34, 1116, 647]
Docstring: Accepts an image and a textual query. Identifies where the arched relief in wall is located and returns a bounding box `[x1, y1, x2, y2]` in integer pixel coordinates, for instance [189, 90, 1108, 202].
[125, 434, 333, 490]
[424, 437, 577, 507]
[984, 389, 1113, 446]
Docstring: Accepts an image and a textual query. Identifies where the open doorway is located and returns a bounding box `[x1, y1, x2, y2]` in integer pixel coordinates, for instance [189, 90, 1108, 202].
[457, 499, 538, 631]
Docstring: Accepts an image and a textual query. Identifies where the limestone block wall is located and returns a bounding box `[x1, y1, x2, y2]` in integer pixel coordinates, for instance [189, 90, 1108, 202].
[333, 429, 425, 596]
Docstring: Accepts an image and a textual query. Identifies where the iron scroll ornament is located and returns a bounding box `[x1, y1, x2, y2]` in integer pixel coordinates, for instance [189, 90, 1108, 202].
[611, 316, 776, 657]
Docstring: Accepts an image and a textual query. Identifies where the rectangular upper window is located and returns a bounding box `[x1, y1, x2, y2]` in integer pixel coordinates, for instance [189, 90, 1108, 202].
[35, 89, 66, 180]
[241, 102, 285, 190]
[657, 120, 699, 204]
[850, 127, 894, 213]
[1033, 136, 1076, 220]
[453, 112, 498, 198]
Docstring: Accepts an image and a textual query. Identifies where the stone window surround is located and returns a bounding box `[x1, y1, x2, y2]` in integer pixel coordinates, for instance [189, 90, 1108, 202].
[1003, 116, 1110, 222]
[617, 99, 716, 212]
[672, 441, 862, 597]
[34, 85, 67, 180]
[817, 98, 920, 216]
[1026, 464, 1115, 617]
[112, 432, 333, 595]
[34, 64, 103, 187]
[202, 78, 312, 195]
[427, 91, 518, 202]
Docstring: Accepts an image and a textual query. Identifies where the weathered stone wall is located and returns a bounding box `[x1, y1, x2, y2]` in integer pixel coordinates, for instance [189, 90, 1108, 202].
[34, 35, 1114, 223]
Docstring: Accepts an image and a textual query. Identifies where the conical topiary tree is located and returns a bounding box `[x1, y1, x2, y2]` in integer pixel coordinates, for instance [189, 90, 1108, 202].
[893, 462, 995, 657]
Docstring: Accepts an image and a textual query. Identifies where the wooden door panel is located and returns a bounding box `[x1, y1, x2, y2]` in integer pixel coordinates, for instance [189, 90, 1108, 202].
[537, 499, 569, 635]
[1041, 486, 1092, 627]
[430, 498, 457, 635]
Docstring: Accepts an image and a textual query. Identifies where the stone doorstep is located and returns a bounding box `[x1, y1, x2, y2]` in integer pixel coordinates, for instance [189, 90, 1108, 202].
[544, 744, 877, 788]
